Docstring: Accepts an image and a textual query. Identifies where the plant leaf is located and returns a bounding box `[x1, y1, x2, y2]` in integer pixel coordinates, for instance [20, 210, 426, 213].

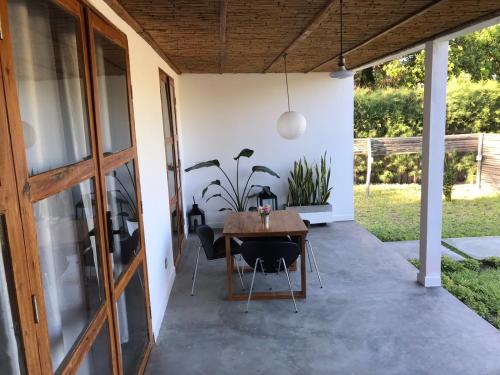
[184, 160, 220, 172]
[252, 166, 280, 178]
[206, 193, 222, 203]
[201, 180, 221, 198]
[234, 148, 254, 160]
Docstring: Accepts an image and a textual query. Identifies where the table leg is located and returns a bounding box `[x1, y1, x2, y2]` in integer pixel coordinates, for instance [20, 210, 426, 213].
[225, 235, 233, 300]
[300, 235, 307, 298]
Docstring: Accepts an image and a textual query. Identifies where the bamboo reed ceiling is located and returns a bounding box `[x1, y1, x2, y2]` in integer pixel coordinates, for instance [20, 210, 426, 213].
[108, 0, 500, 74]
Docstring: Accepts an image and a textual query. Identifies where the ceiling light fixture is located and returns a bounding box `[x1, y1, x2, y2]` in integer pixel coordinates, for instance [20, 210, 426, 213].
[277, 54, 307, 140]
[330, 0, 353, 79]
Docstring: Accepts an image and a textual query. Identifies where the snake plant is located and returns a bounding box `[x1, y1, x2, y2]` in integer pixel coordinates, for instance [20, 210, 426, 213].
[287, 152, 332, 206]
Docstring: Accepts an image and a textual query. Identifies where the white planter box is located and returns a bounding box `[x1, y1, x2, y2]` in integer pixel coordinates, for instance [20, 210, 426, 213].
[285, 204, 333, 224]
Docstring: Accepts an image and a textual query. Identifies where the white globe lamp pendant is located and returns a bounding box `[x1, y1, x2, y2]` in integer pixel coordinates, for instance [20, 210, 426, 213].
[277, 54, 306, 140]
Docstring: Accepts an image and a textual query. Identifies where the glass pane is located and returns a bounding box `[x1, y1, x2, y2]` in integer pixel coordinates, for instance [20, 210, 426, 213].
[117, 266, 149, 375]
[94, 32, 132, 154]
[8, 0, 91, 176]
[168, 83, 178, 137]
[160, 81, 172, 139]
[171, 209, 179, 262]
[166, 144, 176, 196]
[0, 216, 27, 375]
[33, 179, 105, 371]
[105, 161, 141, 280]
[76, 323, 113, 375]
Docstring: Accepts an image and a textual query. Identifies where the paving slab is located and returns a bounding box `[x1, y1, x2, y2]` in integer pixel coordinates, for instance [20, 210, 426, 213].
[443, 236, 500, 260]
[382, 240, 465, 261]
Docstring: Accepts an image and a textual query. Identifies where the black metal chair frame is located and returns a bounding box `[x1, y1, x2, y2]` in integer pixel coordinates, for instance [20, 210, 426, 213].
[191, 225, 245, 296]
[241, 241, 300, 313]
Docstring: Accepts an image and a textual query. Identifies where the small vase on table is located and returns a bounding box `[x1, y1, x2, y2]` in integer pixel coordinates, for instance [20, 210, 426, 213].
[257, 205, 271, 229]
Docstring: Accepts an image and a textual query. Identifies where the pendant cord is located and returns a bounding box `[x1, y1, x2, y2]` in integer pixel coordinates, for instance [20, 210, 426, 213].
[340, 0, 343, 58]
[284, 53, 290, 112]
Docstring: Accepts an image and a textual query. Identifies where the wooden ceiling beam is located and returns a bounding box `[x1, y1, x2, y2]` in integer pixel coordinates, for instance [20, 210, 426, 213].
[219, 0, 228, 74]
[262, 0, 338, 73]
[350, 8, 500, 72]
[102, 0, 182, 74]
[306, 0, 446, 73]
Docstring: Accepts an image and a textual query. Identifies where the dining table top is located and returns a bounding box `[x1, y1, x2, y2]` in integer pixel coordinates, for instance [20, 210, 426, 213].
[222, 210, 308, 237]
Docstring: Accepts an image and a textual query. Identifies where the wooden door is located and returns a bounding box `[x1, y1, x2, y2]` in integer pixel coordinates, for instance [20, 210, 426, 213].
[0, 0, 152, 373]
[87, 10, 153, 375]
[159, 70, 185, 267]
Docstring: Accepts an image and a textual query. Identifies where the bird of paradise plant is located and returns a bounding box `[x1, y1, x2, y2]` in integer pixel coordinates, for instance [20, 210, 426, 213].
[184, 148, 280, 212]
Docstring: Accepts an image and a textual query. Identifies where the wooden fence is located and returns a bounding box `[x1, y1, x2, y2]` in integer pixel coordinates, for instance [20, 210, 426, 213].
[354, 133, 500, 194]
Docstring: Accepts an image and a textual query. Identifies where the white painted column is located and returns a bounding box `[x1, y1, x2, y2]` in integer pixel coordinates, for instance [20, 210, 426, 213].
[418, 39, 449, 287]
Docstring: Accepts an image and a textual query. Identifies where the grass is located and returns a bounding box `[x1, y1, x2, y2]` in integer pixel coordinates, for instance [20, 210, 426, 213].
[409, 257, 500, 329]
[355, 184, 500, 241]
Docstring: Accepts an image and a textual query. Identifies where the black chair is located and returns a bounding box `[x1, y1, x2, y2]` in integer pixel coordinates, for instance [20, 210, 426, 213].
[192, 225, 244, 296]
[292, 220, 323, 288]
[240, 241, 300, 313]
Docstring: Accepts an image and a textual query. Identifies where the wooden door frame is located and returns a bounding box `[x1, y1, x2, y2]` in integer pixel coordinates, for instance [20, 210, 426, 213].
[86, 9, 153, 375]
[0, 49, 41, 375]
[159, 69, 185, 268]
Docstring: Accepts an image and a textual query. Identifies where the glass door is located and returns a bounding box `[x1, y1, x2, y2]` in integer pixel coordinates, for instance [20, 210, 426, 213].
[159, 71, 185, 267]
[0, 48, 40, 375]
[87, 11, 152, 375]
[2, 0, 117, 373]
[0, 0, 152, 373]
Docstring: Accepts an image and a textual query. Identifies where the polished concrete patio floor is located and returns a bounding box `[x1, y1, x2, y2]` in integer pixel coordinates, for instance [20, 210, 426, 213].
[146, 222, 500, 375]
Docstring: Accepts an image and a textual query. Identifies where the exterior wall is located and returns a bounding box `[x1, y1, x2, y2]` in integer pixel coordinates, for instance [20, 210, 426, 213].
[178, 73, 354, 227]
[90, 0, 178, 339]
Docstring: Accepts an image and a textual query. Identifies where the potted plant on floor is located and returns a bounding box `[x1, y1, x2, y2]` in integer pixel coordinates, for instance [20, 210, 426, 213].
[184, 148, 280, 212]
[285, 152, 333, 224]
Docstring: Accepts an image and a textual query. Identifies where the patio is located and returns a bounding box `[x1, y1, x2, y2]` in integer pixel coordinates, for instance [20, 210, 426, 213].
[146, 222, 500, 374]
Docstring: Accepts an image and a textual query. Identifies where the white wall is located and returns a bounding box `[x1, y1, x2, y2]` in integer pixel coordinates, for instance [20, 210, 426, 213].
[178, 73, 354, 227]
[90, 0, 179, 339]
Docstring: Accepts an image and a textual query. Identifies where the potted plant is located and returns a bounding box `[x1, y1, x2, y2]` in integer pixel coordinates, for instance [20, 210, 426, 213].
[285, 152, 333, 224]
[185, 148, 280, 212]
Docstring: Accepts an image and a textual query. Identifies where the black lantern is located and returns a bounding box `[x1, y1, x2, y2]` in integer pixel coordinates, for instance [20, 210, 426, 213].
[257, 186, 278, 210]
[188, 202, 206, 232]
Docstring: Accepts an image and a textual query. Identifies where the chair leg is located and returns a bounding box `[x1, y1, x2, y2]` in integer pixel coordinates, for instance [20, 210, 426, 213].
[246, 258, 260, 313]
[190, 245, 201, 296]
[306, 240, 313, 273]
[234, 256, 245, 290]
[281, 258, 298, 313]
[307, 240, 323, 289]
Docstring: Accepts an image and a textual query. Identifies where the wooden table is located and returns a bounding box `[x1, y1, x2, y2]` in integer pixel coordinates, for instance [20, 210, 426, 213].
[223, 210, 308, 301]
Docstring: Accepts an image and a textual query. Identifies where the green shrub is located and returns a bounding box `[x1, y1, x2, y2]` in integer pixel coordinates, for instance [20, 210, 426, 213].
[483, 257, 500, 269]
[443, 153, 458, 202]
[354, 77, 500, 184]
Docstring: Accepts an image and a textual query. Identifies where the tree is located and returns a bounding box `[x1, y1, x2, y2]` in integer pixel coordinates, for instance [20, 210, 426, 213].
[355, 24, 500, 89]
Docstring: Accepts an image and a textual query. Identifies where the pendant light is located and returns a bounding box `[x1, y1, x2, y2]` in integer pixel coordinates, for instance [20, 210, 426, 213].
[277, 54, 306, 140]
[330, 0, 353, 79]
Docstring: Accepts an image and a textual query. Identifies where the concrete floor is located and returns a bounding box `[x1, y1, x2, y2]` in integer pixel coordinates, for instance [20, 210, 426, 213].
[146, 222, 500, 375]
[444, 236, 500, 260]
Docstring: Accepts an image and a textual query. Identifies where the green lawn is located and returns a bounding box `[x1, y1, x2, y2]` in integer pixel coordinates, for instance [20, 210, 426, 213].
[355, 184, 500, 242]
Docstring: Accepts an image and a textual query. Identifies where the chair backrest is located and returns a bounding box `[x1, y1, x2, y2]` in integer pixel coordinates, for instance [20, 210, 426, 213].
[240, 241, 300, 273]
[195, 225, 215, 259]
